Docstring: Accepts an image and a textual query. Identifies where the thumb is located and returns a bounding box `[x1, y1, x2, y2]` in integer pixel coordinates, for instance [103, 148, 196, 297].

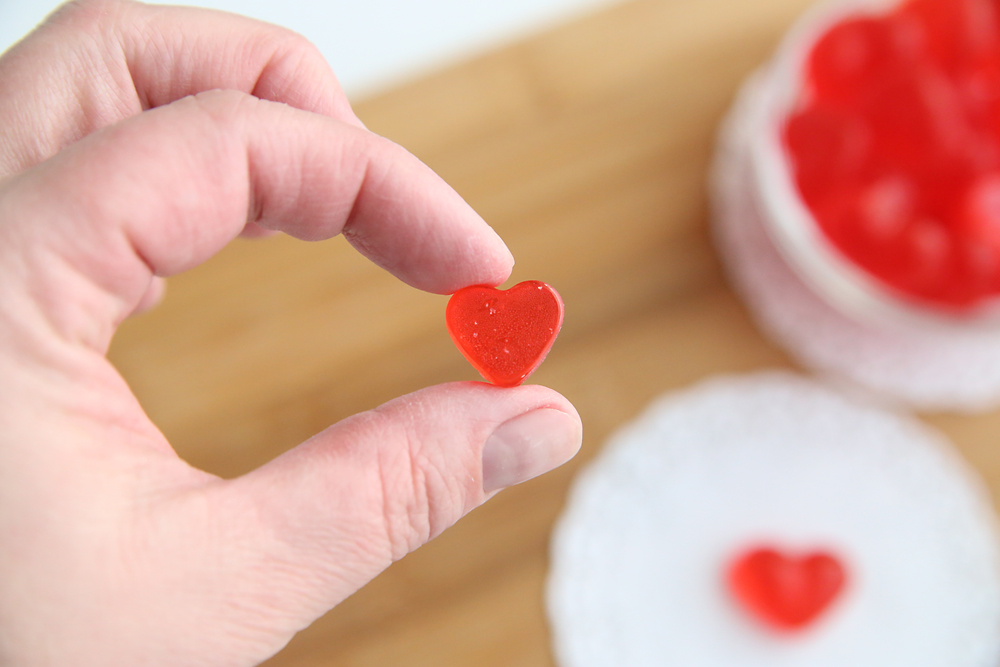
[221, 382, 581, 619]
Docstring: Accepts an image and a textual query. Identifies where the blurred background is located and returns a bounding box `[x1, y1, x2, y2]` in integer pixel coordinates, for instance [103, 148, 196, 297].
[7, 0, 1000, 665]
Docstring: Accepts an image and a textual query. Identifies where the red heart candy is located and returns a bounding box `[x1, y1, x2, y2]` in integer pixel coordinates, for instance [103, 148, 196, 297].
[446, 280, 564, 388]
[727, 547, 847, 632]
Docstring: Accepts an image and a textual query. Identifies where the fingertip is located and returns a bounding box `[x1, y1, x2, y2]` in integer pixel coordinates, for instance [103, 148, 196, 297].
[453, 203, 514, 290]
[488, 232, 516, 287]
[334, 131, 515, 294]
[482, 407, 582, 493]
[412, 382, 581, 493]
[412, 227, 514, 294]
[444, 230, 514, 293]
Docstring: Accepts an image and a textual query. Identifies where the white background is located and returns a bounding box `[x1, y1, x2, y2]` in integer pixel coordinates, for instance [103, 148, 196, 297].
[0, 0, 619, 99]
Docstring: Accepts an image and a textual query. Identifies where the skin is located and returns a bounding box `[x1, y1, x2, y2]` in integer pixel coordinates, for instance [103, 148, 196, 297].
[0, 1, 583, 665]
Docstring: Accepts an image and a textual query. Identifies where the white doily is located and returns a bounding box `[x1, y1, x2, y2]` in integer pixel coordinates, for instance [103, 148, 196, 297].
[547, 372, 1000, 666]
[711, 72, 1000, 413]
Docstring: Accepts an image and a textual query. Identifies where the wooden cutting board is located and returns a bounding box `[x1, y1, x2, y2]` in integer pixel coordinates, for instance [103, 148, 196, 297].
[108, 0, 1000, 664]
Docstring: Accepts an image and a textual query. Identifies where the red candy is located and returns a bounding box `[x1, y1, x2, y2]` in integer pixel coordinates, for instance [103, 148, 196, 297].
[727, 547, 847, 632]
[786, 0, 1000, 308]
[808, 15, 920, 106]
[446, 281, 564, 388]
[960, 172, 1000, 252]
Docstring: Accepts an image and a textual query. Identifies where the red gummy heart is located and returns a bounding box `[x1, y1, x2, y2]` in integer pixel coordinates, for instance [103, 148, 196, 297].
[446, 280, 564, 387]
[727, 547, 847, 632]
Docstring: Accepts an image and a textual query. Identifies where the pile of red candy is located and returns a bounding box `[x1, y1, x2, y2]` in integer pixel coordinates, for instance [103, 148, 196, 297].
[785, 0, 1000, 308]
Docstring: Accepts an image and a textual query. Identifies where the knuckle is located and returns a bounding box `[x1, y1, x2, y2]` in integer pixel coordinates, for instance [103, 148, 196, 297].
[376, 423, 432, 561]
[250, 29, 341, 113]
[371, 409, 468, 562]
[259, 27, 325, 70]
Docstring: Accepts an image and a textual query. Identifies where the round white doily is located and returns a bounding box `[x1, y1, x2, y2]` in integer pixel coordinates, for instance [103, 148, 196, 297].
[711, 72, 1000, 413]
[547, 372, 1000, 666]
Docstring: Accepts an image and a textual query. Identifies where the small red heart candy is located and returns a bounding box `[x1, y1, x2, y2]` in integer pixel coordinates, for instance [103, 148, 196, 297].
[727, 547, 847, 632]
[446, 280, 564, 388]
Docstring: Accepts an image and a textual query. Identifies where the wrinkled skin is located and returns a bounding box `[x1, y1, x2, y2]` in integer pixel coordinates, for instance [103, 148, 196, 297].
[0, 2, 582, 664]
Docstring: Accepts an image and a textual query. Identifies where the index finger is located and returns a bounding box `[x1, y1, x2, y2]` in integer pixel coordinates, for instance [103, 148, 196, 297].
[0, 91, 513, 353]
[0, 0, 361, 177]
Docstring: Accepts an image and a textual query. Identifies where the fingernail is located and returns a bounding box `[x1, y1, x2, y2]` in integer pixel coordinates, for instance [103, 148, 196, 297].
[482, 408, 582, 493]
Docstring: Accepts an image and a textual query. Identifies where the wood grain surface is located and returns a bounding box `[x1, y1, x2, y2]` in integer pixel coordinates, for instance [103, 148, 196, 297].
[107, 0, 1000, 664]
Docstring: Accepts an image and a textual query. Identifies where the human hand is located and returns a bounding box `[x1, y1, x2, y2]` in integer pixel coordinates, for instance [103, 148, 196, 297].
[0, 2, 583, 665]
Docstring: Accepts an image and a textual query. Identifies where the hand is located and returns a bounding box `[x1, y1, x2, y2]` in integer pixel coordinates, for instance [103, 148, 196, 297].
[0, 1, 583, 665]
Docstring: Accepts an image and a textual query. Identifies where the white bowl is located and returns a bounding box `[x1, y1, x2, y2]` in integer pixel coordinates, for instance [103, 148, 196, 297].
[749, 0, 1000, 332]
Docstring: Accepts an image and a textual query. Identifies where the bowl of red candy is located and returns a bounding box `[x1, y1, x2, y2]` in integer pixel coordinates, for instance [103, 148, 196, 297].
[751, 0, 1000, 328]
